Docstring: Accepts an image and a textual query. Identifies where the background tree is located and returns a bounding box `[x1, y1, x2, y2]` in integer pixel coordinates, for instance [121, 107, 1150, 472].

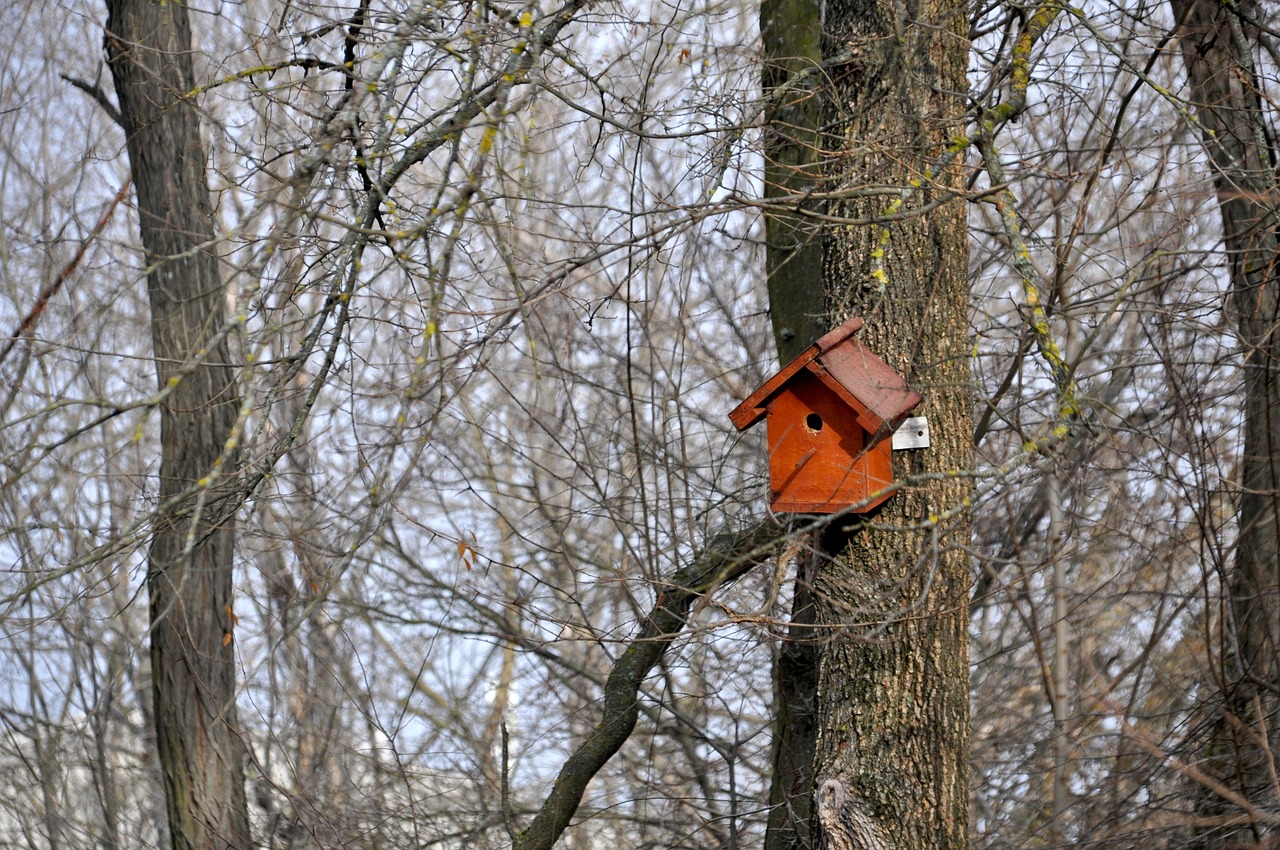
[103, 2, 251, 846]
[1171, 0, 1280, 843]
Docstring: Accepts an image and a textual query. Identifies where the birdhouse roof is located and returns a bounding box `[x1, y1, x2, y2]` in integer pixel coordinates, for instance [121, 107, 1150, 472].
[729, 316, 923, 436]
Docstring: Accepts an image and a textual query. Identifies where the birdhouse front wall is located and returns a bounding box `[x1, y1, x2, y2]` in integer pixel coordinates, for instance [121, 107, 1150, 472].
[765, 373, 894, 513]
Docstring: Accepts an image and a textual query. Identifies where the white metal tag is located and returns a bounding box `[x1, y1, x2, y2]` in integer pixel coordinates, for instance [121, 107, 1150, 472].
[892, 416, 930, 450]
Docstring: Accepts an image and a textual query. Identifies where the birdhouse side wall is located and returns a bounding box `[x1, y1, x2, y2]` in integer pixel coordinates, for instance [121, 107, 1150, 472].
[764, 376, 895, 513]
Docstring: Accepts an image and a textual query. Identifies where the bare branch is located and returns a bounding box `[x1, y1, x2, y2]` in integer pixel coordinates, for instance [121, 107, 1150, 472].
[513, 518, 786, 850]
[59, 73, 123, 127]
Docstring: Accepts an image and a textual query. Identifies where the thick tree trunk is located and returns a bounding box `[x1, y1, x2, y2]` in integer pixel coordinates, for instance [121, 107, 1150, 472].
[1171, 0, 1280, 843]
[811, 0, 973, 844]
[762, 0, 971, 843]
[757, 0, 967, 839]
[104, 3, 250, 849]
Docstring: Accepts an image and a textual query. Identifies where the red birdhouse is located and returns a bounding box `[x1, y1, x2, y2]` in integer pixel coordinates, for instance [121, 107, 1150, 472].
[729, 316, 922, 514]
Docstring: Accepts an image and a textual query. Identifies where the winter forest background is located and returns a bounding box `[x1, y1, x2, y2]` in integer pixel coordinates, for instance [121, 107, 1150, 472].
[1, 0, 1278, 847]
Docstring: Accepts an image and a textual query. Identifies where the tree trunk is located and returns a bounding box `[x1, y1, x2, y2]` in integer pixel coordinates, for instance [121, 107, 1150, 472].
[811, 0, 973, 844]
[760, 0, 827, 364]
[104, 3, 250, 848]
[759, 0, 828, 843]
[1171, 0, 1280, 844]
[765, 541, 821, 850]
[761, 0, 971, 841]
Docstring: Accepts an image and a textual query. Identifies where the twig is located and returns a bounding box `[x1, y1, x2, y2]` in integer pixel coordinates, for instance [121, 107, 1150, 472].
[0, 177, 132, 367]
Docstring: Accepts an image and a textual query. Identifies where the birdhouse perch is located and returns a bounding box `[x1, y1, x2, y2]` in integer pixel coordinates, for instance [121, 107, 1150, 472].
[729, 316, 923, 514]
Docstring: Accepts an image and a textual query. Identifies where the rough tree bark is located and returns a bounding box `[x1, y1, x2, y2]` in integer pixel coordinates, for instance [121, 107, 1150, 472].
[812, 0, 972, 837]
[763, 0, 973, 843]
[104, 3, 251, 848]
[1172, 0, 1280, 844]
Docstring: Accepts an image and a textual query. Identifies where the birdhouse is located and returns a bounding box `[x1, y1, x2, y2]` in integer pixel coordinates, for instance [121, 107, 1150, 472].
[729, 316, 922, 514]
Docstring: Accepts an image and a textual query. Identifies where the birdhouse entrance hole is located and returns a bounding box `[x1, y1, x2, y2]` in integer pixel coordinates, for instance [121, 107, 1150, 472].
[806, 413, 823, 432]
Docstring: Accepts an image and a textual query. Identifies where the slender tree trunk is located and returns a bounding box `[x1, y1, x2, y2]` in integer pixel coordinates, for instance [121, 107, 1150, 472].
[765, 541, 821, 850]
[759, 0, 828, 843]
[1171, 0, 1280, 843]
[104, 3, 250, 848]
[1050, 476, 1071, 839]
[760, 0, 827, 364]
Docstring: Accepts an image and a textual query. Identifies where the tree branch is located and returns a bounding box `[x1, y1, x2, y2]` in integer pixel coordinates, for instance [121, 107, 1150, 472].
[0, 177, 131, 367]
[60, 74, 124, 128]
[512, 517, 787, 850]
